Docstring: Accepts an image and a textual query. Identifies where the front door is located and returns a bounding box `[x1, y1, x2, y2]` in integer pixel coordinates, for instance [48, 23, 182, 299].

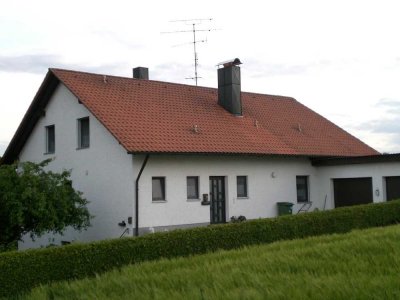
[209, 176, 226, 224]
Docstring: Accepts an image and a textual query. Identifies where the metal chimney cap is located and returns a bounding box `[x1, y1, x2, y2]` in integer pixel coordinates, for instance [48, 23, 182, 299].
[217, 58, 242, 68]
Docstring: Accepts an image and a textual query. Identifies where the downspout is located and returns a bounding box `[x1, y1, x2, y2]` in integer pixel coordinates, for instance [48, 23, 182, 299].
[135, 154, 150, 237]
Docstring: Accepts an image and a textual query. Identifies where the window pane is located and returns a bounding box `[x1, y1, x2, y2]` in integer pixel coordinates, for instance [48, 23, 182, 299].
[46, 125, 55, 153]
[296, 176, 309, 203]
[187, 177, 199, 199]
[152, 177, 165, 201]
[237, 176, 247, 197]
[79, 118, 90, 148]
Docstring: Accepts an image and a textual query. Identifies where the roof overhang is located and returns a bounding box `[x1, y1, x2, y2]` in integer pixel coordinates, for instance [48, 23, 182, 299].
[128, 151, 345, 160]
[0, 70, 60, 165]
[311, 153, 400, 166]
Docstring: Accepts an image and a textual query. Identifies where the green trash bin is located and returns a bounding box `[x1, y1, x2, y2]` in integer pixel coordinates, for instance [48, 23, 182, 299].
[277, 202, 294, 216]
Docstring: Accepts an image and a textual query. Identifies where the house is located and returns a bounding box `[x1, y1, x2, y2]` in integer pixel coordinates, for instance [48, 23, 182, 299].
[2, 59, 400, 249]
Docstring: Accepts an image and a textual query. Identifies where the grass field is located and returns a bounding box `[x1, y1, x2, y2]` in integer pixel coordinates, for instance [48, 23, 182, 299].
[21, 225, 400, 300]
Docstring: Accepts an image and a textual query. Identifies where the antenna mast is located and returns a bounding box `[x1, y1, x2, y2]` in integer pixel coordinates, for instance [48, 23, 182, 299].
[162, 18, 215, 85]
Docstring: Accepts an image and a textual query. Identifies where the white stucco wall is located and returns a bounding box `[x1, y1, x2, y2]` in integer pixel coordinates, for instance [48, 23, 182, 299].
[134, 156, 400, 231]
[15, 83, 400, 249]
[18, 84, 136, 249]
[134, 155, 321, 229]
[316, 162, 400, 209]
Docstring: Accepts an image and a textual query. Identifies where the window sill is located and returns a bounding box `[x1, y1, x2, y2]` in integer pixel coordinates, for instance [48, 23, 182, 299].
[237, 196, 249, 200]
[187, 198, 200, 202]
[76, 147, 90, 150]
[152, 200, 167, 203]
[43, 152, 55, 155]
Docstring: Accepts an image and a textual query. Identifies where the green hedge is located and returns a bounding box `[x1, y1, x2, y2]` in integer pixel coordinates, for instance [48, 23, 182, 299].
[1, 200, 400, 298]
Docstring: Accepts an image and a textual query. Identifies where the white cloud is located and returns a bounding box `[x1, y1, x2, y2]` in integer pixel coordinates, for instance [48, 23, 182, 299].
[0, 54, 65, 74]
[347, 98, 400, 153]
[1, 0, 400, 153]
[0, 141, 8, 156]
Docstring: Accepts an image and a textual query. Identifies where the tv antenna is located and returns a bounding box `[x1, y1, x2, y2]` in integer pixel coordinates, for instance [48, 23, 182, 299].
[162, 18, 216, 85]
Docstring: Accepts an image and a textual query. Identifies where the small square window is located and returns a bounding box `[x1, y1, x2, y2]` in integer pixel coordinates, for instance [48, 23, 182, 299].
[45, 125, 55, 154]
[78, 117, 90, 149]
[152, 177, 165, 201]
[296, 176, 309, 203]
[187, 176, 199, 199]
[237, 176, 248, 198]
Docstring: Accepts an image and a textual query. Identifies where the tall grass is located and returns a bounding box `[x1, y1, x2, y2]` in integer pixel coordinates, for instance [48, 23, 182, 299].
[3, 200, 400, 297]
[22, 225, 400, 300]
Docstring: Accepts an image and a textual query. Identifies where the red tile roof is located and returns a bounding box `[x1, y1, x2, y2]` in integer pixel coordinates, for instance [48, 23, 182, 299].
[49, 68, 378, 157]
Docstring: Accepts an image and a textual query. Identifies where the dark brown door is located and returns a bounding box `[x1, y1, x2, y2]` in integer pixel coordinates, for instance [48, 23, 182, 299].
[333, 177, 373, 208]
[386, 176, 400, 201]
[209, 176, 226, 224]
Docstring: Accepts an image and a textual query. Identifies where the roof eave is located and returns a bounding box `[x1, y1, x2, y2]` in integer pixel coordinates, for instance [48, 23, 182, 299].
[0, 70, 60, 165]
[127, 150, 343, 159]
[311, 153, 400, 166]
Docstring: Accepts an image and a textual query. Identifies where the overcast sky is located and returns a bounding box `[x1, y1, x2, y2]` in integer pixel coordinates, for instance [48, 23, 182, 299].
[1, 0, 400, 156]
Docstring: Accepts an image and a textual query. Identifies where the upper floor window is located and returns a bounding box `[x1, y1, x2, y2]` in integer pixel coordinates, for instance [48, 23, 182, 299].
[78, 117, 90, 149]
[45, 125, 55, 154]
[237, 176, 248, 198]
[187, 176, 199, 199]
[296, 176, 309, 203]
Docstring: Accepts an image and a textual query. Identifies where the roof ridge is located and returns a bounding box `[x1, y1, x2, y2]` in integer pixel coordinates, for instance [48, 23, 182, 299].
[50, 68, 296, 100]
[49, 68, 218, 92]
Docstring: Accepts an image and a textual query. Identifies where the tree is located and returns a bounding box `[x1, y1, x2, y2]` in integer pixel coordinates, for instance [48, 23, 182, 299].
[0, 159, 91, 249]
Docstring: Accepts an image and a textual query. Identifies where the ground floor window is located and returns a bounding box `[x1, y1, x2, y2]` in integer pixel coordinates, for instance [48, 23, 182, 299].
[152, 177, 165, 201]
[187, 176, 199, 199]
[237, 176, 248, 198]
[296, 176, 309, 203]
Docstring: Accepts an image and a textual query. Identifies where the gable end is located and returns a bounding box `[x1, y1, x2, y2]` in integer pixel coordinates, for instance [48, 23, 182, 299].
[1, 71, 59, 164]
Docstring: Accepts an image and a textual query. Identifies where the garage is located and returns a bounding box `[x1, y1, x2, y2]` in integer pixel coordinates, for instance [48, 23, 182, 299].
[333, 177, 373, 208]
[386, 176, 400, 201]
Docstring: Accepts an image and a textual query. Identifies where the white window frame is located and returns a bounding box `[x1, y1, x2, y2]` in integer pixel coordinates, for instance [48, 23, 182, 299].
[296, 175, 310, 203]
[152, 177, 166, 202]
[45, 125, 55, 154]
[77, 117, 90, 149]
[187, 176, 200, 201]
[237, 175, 249, 198]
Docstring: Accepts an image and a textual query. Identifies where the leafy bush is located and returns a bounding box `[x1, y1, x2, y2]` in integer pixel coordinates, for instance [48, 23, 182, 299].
[24, 225, 400, 299]
[0, 159, 91, 249]
[0, 241, 17, 253]
[1, 200, 400, 298]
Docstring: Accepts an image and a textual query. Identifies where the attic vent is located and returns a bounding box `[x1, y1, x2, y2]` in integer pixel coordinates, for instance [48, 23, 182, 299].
[297, 123, 302, 132]
[192, 125, 200, 133]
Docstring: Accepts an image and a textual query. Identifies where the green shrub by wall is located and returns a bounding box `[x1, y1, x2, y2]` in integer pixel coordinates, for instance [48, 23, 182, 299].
[1, 200, 400, 298]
